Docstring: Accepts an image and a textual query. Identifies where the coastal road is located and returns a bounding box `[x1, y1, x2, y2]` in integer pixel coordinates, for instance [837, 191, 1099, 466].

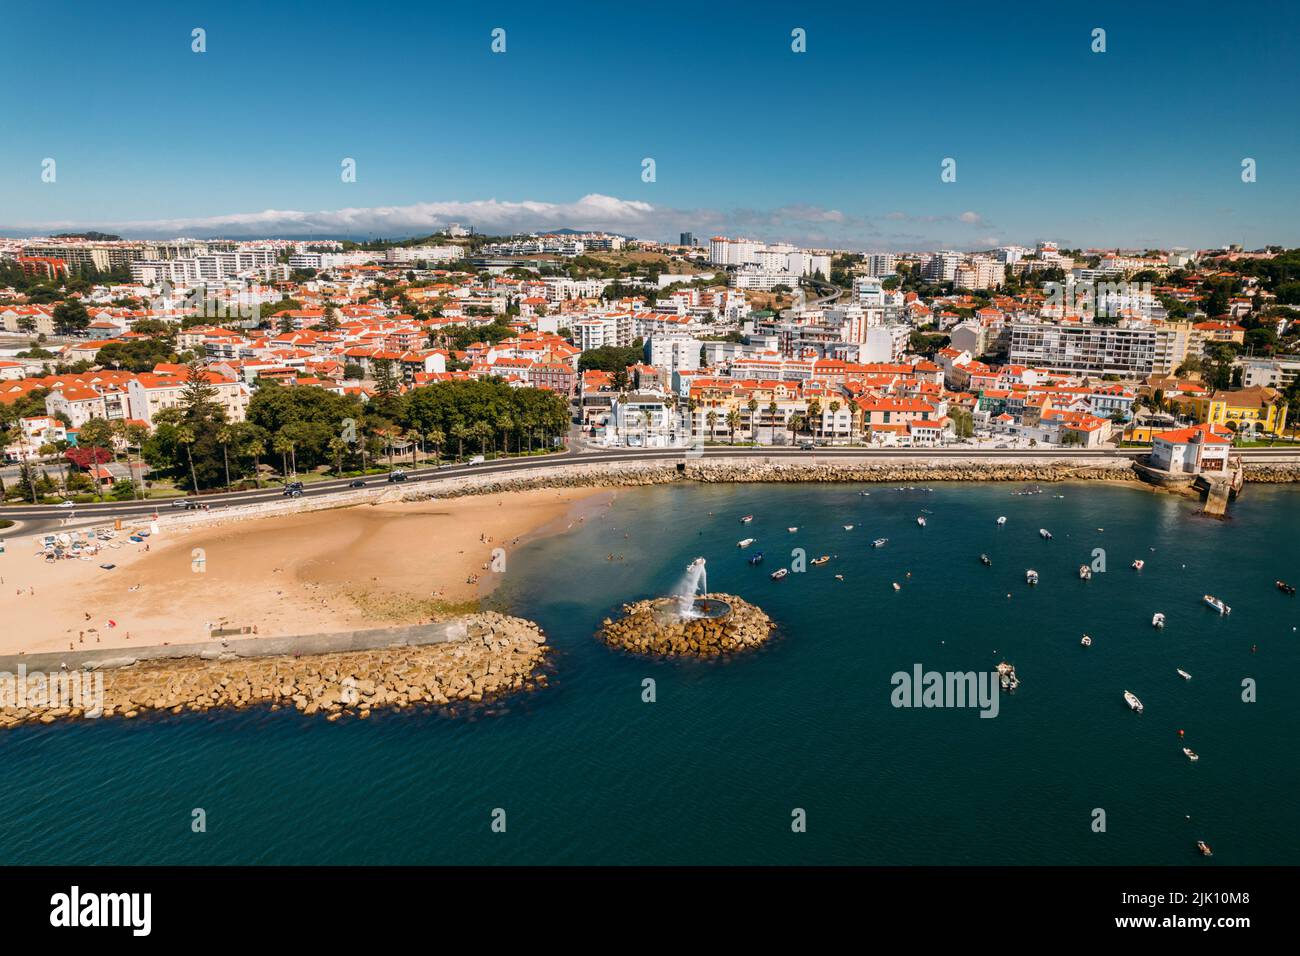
[5, 444, 1300, 534]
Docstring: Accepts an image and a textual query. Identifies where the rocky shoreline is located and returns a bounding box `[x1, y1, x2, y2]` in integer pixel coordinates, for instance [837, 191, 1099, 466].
[601, 593, 775, 657]
[0, 612, 548, 729]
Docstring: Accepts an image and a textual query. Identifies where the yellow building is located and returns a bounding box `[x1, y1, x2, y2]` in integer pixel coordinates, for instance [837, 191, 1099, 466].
[1197, 387, 1289, 438]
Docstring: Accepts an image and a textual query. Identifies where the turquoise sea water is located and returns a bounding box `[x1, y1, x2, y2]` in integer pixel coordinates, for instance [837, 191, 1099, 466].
[2, 482, 1297, 865]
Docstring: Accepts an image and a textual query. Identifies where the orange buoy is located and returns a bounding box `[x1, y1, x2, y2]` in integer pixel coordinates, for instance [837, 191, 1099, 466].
[1178, 729, 1185, 737]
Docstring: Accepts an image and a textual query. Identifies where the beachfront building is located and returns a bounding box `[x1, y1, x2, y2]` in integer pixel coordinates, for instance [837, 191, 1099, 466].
[1148, 423, 1232, 475]
[1195, 386, 1289, 438]
[605, 393, 675, 447]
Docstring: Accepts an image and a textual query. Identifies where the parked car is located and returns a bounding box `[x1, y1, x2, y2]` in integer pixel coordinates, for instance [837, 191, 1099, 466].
[348, 479, 366, 488]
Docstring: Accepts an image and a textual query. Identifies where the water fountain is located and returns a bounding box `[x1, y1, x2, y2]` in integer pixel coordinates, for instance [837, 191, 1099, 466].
[673, 558, 731, 620]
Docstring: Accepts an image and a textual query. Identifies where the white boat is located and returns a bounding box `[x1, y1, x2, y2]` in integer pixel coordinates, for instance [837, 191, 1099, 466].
[1078, 565, 1092, 580]
[1197, 840, 1213, 857]
[1183, 747, 1199, 762]
[1080, 635, 1092, 647]
[1026, 569, 1039, 585]
[891, 582, 901, 591]
[1177, 668, 1192, 680]
[872, 538, 888, 548]
[740, 514, 753, 523]
[916, 516, 927, 527]
[1152, 612, 1166, 629]
[770, 568, 788, 580]
[737, 538, 755, 548]
[843, 524, 854, 531]
[1039, 528, 1052, 539]
[811, 555, 830, 566]
[1203, 594, 1230, 614]
[787, 527, 798, 532]
[1131, 559, 1144, 570]
[1123, 690, 1144, 714]
[996, 516, 1006, 525]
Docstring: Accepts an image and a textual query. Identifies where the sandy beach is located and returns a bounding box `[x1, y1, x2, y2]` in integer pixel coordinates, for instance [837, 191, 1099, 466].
[0, 487, 607, 656]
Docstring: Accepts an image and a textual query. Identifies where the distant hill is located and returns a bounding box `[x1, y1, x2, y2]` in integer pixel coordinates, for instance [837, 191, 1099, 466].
[51, 231, 122, 241]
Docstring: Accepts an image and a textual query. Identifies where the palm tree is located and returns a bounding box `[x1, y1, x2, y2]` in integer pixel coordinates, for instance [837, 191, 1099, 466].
[497, 414, 515, 455]
[766, 401, 778, 445]
[452, 423, 471, 460]
[328, 436, 348, 475]
[726, 408, 741, 443]
[640, 410, 651, 447]
[175, 424, 199, 493]
[473, 421, 494, 456]
[427, 427, 445, 463]
[787, 414, 804, 447]
[746, 397, 759, 442]
[406, 428, 423, 466]
[829, 401, 842, 443]
[806, 400, 822, 441]
[216, 424, 236, 491]
[706, 409, 718, 443]
[272, 433, 293, 479]
[244, 435, 266, 488]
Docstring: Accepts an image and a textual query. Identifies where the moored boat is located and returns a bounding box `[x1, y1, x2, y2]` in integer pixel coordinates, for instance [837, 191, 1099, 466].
[737, 538, 755, 548]
[1123, 690, 1144, 714]
[1197, 840, 1213, 857]
[1025, 569, 1039, 585]
[1203, 594, 1230, 614]
[811, 555, 830, 566]
[996, 516, 1006, 525]
[916, 516, 926, 527]
[747, 551, 764, 566]
[1039, 528, 1052, 539]
[979, 553, 991, 566]
[843, 524, 854, 531]
[769, 568, 788, 581]
[1183, 747, 1199, 762]
[1152, 612, 1166, 629]
[1080, 635, 1092, 647]
[1078, 565, 1092, 580]
[1177, 668, 1192, 680]
[1131, 559, 1145, 570]
[872, 538, 888, 548]
[740, 514, 753, 523]
[1277, 580, 1296, 595]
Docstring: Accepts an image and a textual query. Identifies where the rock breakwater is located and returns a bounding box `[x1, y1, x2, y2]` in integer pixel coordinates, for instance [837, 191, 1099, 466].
[600, 593, 774, 657]
[0, 612, 548, 729]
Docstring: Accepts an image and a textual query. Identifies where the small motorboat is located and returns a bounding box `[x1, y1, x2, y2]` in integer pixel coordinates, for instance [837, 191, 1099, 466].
[740, 514, 754, 523]
[1203, 594, 1231, 615]
[1078, 565, 1092, 580]
[1183, 747, 1199, 762]
[811, 555, 830, 566]
[872, 538, 888, 548]
[1039, 528, 1052, 539]
[916, 516, 927, 527]
[1196, 840, 1213, 857]
[891, 582, 901, 591]
[1131, 559, 1145, 570]
[834, 574, 844, 581]
[1277, 580, 1296, 595]
[787, 527, 798, 533]
[1123, 690, 1144, 714]
[1080, 635, 1092, 647]
[979, 553, 992, 566]
[747, 551, 765, 566]
[1025, 569, 1039, 585]
[996, 516, 1006, 525]
[843, 524, 855, 531]
[770, 568, 788, 581]
[737, 538, 755, 548]
[1152, 612, 1166, 629]
[1177, 668, 1192, 680]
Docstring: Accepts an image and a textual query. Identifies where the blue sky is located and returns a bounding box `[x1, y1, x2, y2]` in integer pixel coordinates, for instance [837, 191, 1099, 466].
[2, 0, 1298, 250]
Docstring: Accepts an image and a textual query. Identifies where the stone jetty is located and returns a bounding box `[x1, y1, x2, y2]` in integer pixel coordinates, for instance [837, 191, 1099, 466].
[600, 592, 774, 657]
[0, 612, 548, 729]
